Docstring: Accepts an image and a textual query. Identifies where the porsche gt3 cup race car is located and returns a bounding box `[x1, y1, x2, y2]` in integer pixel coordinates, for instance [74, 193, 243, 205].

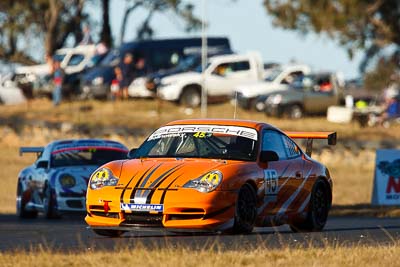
[17, 139, 128, 218]
[85, 119, 336, 237]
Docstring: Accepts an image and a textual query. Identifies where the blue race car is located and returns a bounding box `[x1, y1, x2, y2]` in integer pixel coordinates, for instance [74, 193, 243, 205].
[17, 139, 128, 218]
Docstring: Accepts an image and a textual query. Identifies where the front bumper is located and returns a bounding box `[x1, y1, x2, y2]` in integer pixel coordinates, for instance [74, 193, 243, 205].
[85, 189, 237, 231]
[57, 196, 86, 212]
[157, 84, 182, 101]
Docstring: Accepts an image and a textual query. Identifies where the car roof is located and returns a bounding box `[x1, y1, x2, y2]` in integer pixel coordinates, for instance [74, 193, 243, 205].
[164, 119, 276, 131]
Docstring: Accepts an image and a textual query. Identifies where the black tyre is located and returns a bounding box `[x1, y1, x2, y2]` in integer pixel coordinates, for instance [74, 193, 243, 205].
[180, 86, 201, 107]
[232, 184, 257, 234]
[285, 104, 303, 119]
[43, 185, 60, 219]
[290, 179, 330, 232]
[16, 183, 38, 219]
[93, 229, 125, 237]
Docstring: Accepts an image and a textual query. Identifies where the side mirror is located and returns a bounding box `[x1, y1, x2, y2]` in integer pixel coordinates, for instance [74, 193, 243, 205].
[127, 148, 137, 159]
[36, 160, 49, 169]
[260, 150, 279, 163]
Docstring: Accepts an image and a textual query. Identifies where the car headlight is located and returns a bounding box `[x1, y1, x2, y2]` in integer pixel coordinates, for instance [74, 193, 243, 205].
[89, 168, 119, 190]
[183, 170, 222, 193]
[92, 77, 104, 85]
[59, 174, 76, 188]
[267, 94, 282, 104]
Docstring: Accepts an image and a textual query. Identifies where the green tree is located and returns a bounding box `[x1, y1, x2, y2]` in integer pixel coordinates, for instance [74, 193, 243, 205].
[119, 0, 201, 44]
[0, 0, 87, 63]
[263, 0, 400, 74]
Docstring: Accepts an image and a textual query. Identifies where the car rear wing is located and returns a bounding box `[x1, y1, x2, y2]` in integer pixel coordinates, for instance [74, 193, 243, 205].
[284, 131, 337, 157]
[19, 147, 44, 157]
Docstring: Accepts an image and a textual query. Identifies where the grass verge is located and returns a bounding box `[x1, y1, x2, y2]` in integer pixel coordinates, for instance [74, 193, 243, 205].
[1, 243, 400, 267]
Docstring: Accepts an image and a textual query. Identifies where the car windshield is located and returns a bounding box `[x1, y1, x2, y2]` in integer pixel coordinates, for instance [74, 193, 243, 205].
[175, 55, 201, 72]
[264, 67, 282, 82]
[50, 147, 127, 167]
[132, 125, 258, 161]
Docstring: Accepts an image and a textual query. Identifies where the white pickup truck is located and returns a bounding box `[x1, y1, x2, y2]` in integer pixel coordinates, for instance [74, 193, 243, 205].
[157, 52, 265, 107]
[235, 64, 311, 110]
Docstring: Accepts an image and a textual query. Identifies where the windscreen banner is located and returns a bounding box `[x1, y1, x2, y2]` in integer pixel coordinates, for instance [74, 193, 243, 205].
[371, 149, 400, 205]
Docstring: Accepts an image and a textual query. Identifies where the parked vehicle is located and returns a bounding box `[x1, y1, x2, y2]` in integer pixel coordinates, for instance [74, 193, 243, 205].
[264, 72, 343, 119]
[157, 52, 264, 107]
[17, 139, 128, 218]
[80, 37, 231, 99]
[234, 64, 311, 111]
[0, 74, 26, 105]
[128, 49, 233, 98]
[15, 45, 96, 98]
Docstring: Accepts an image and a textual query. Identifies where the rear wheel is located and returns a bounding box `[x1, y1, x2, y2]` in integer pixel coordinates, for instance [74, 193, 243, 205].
[290, 179, 330, 232]
[93, 229, 125, 237]
[180, 86, 201, 107]
[16, 183, 38, 219]
[232, 184, 257, 234]
[43, 185, 60, 219]
[285, 104, 303, 119]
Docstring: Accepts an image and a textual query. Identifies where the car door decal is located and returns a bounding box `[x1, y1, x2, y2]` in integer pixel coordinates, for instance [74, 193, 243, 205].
[264, 169, 279, 202]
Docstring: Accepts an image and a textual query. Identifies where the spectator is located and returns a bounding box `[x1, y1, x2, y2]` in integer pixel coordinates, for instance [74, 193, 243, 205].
[79, 24, 93, 45]
[114, 53, 136, 100]
[52, 59, 65, 106]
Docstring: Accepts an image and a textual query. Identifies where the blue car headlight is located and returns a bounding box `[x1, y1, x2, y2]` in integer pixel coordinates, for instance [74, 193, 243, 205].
[59, 174, 76, 188]
[89, 168, 119, 190]
[183, 170, 223, 193]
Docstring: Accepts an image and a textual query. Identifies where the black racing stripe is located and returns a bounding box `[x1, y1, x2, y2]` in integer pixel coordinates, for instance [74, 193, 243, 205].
[120, 171, 139, 203]
[145, 165, 185, 204]
[135, 163, 165, 199]
[129, 163, 160, 203]
[159, 175, 182, 205]
[203, 205, 233, 219]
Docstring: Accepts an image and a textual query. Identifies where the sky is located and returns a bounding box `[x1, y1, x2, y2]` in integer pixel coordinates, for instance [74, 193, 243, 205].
[105, 0, 363, 79]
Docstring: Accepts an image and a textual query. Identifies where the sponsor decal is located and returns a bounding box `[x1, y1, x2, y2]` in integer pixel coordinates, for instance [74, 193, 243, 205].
[148, 125, 258, 141]
[372, 149, 400, 205]
[120, 203, 164, 212]
[264, 169, 279, 202]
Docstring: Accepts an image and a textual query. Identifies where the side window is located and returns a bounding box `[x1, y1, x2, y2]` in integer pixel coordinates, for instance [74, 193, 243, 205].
[281, 71, 305, 84]
[262, 130, 287, 160]
[67, 54, 85, 66]
[282, 136, 301, 158]
[231, 61, 250, 71]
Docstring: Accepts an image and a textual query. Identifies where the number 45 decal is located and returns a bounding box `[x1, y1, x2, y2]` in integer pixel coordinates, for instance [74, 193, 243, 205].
[264, 169, 279, 195]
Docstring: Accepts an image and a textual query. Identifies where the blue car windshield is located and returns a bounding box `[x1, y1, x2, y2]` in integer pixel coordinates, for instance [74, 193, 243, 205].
[50, 147, 127, 167]
[132, 125, 258, 161]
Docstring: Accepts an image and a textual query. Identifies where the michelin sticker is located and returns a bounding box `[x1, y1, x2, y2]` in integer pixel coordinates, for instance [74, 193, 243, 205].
[121, 203, 164, 212]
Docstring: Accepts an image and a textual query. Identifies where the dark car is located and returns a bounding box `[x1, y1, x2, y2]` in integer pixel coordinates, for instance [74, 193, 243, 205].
[80, 37, 231, 99]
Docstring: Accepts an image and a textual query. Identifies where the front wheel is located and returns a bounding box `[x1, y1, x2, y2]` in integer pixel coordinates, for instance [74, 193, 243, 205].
[232, 184, 257, 234]
[285, 104, 303, 119]
[290, 179, 330, 232]
[93, 229, 125, 237]
[180, 87, 201, 107]
[43, 185, 60, 219]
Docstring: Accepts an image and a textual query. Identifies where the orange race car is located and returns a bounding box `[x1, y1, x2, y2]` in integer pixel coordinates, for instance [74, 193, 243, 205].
[85, 119, 336, 237]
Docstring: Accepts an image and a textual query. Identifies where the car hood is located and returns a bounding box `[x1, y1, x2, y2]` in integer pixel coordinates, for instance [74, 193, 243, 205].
[235, 81, 289, 98]
[160, 72, 201, 85]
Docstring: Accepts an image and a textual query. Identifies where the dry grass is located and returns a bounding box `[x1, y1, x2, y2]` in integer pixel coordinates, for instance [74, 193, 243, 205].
[1, 98, 400, 141]
[1, 243, 400, 267]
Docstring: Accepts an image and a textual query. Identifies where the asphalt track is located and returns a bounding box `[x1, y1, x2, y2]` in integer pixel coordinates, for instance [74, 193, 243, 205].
[1, 214, 400, 252]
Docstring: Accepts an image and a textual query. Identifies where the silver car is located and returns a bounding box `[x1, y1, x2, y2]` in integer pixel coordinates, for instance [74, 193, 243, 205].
[17, 139, 128, 218]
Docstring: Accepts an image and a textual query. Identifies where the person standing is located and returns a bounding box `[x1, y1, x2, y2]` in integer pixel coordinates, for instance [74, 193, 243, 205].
[115, 53, 136, 100]
[52, 59, 65, 106]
